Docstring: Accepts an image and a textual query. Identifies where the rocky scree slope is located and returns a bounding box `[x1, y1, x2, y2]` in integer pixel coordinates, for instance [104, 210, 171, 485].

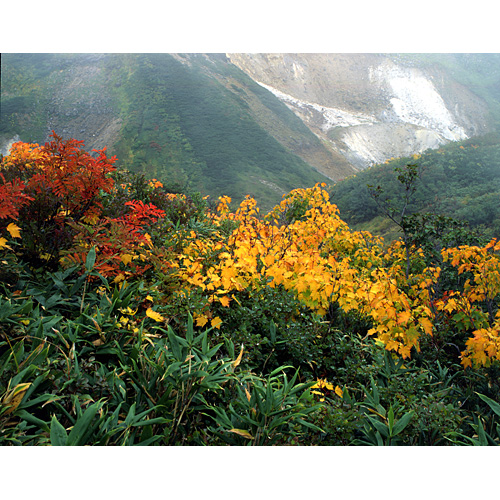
[227, 53, 493, 170]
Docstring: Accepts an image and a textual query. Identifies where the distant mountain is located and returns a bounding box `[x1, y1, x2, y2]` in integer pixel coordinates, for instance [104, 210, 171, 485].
[228, 53, 500, 170]
[2, 53, 500, 210]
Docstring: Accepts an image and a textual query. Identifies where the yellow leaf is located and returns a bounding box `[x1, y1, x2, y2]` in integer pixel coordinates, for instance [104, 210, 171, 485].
[6, 223, 21, 239]
[0, 237, 12, 250]
[219, 295, 231, 307]
[397, 310, 411, 325]
[420, 317, 433, 336]
[233, 345, 244, 368]
[143, 233, 153, 248]
[1, 383, 31, 416]
[335, 385, 343, 398]
[119, 306, 138, 316]
[229, 428, 254, 440]
[146, 307, 164, 322]
[114, 273, 126, 283]
[195, 315, 209, 327]
[211, 316, 222, 329]
[262, 254, 275, 267]
[82, 214, 99, 225]
[120, 253, 134, 266]
[461, 356, 473, 369]
[311, 379, 334, 391]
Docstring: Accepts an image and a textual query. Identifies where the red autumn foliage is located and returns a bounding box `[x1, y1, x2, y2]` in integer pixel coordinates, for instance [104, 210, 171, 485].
[0, 174, 33, 221]
[26, 132, 117, 220]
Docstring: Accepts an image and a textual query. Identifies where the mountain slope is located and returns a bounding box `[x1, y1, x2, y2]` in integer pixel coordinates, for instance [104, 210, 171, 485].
[228, 53, 497, 170]
[0, 53, 331, 210]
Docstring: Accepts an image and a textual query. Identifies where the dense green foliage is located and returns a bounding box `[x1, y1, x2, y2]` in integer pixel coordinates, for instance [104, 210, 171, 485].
[331, 133, 500, 241]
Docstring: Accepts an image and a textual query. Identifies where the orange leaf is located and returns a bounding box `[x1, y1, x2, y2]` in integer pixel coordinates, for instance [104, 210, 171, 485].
[233, 345, 244, 368]
[420, 317, 433, 336]
[397, 310, 411, 325]
[219, 295, 231, 307]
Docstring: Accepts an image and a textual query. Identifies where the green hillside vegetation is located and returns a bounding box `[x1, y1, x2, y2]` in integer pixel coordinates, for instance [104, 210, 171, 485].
[1, 54, 109, 141]
[330, 133, 500, 241]
[1, 53, 328, 212]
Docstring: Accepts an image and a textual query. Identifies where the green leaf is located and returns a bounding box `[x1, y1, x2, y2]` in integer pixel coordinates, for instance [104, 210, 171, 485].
[295, 418, 325, 433]
[85, 246, 97, 272]
[186, 314, 194, 344]
[269, 366, 293, 377]
[392, 411, 414, 436]
[269, 320, 277, 344]
[67, 401, 102, 446]
[50, 415, 68, 446]
[132, 417, 170, 427]
[475, 419, 489, 446]
[477, 393, 500, 419]
[368, 417, 389, 438]
[16, 410, 50, 433]
[124, 403, 137, 426]
[166, 327, 183, 361]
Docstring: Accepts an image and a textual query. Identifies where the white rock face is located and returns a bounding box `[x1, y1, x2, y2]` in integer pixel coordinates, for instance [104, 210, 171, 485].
[256, 81, 376, 130]
[340, 124, 445, 168]
[257, 65, 464, 170]
[228, 54, 490, 174]
[369, 61, 469, 142]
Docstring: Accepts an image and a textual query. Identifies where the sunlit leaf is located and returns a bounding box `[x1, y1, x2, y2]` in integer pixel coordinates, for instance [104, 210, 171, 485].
[233, 345, 244, 368]
[195, 315, 209, 327]
[211, 316, 222, 329]
[1, 383, 32, 416]
[120, 253, 134, 266]
[219, 295, 231, 307]
[146, 307, 164, 322]
[229, 428, 254, 440]
[6, 223, 21, 239]
[0, 237, 12, 250]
